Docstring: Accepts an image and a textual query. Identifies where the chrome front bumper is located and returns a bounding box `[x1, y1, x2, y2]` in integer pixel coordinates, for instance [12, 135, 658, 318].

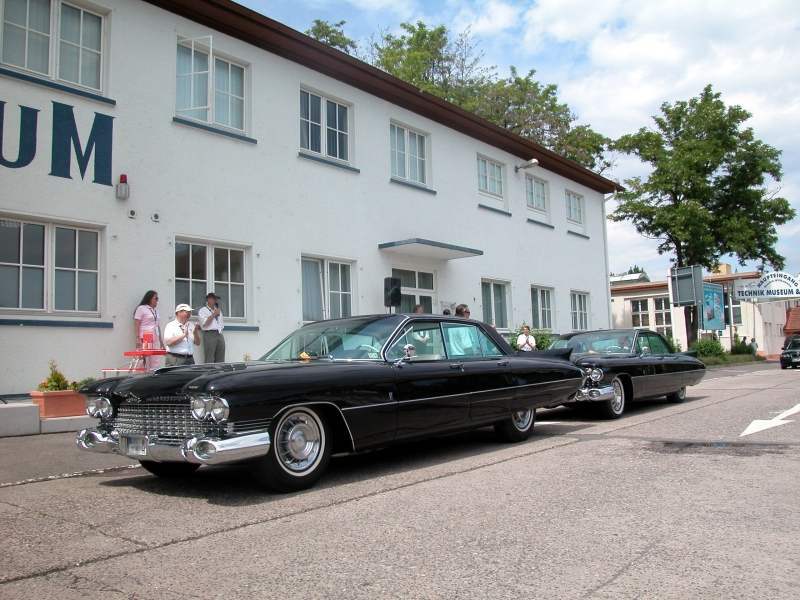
[572, 385, 615, 402]
[75, 428, 271, 465]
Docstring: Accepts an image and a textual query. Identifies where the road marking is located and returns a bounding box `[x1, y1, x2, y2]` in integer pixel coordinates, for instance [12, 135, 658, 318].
[740, 403, 800, 437]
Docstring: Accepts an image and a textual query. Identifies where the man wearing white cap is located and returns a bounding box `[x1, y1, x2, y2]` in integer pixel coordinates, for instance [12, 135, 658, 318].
[163, 304, 201, 366]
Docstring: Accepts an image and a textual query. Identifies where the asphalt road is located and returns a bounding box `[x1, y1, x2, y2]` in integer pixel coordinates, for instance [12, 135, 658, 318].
[1, 362, 798, 599]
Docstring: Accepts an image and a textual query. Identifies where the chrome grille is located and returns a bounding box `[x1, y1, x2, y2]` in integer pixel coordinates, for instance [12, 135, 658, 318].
[229, 418, 272, 434]
[111, 395, 223, 441]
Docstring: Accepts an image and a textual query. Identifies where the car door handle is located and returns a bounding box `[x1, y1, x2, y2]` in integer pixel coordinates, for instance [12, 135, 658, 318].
[497, 360, 509, 367]
[449, 363, 464, 371]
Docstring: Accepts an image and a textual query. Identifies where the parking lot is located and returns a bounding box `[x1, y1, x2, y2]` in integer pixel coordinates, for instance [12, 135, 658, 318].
[1, 362, 798, 599]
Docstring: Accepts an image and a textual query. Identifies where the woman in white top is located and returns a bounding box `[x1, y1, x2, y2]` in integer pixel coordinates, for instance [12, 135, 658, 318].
[517, 325, 536, 352]
[133, 290, 163, 369]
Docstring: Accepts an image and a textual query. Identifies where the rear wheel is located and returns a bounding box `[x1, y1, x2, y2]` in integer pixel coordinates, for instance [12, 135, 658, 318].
[253, 406, 331, 492]
[494, 408, 535, 442]
[139, 460, 200, 478]
[666, 386, 687, 403]
[596, 376, 626, 419]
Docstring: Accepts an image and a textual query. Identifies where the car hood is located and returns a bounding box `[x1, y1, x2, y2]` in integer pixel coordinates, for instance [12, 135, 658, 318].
[83, 360, 393, 398]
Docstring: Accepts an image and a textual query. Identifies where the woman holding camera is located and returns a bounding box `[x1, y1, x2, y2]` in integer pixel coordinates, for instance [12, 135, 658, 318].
[133, 290, 163, 369]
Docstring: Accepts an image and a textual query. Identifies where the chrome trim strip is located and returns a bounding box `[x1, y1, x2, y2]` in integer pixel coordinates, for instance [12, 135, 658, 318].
[629, 370, 704, 379]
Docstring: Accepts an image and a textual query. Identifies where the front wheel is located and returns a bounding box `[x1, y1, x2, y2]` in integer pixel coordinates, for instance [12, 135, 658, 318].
[494, 408, 535, 442]
[666, 386, 687, 403]
[596, 376, 626, 419]
[139, 460, 200, 478]
[253, 406, 331, 492]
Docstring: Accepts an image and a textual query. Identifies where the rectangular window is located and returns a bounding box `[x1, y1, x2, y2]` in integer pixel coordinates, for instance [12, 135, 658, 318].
[530, 286, 553, 330]
[390, 123, 427, 185]
[631, 298, 649, 328]
[392, 268, 434, 314]
[302, 256, 353, 321]
[723, 290, 742, 326]
[481, 280, 509, 329]
[176, 36, 246, 131]
[299, 90, 350, 161]
[477, 156, 503, 197]
[526, 176, 547, 212]
[175, 241, 246, 318]
[58, 3, 102, 90]
[566, 190, 584, 225]
[570, 291, 589, 331]
[654, 296, 672, 339]
[0, 218, 98, 313]
[2, 0, 51, 75]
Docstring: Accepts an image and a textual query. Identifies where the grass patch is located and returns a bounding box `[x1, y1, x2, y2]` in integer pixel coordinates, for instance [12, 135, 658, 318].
[701, 354, 765, 367]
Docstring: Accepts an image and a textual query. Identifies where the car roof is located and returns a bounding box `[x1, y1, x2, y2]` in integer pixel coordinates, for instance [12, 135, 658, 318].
[557, 328, 639, 339]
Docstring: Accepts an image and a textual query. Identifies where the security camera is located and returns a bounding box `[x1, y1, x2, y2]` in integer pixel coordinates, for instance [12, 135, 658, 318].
[515, 157, 539, 173]
[151, 213, 160, 222]
[128, 209, 136, 219]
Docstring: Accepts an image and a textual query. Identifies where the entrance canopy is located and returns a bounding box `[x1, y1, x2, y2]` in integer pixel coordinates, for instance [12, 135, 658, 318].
[378, 238, 483, 261]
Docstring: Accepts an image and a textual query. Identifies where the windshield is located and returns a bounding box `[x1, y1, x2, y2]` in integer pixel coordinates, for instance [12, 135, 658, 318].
[787, 340, 800, 351]
[551, 331, 635, 354]
[261, 316, 405, 361]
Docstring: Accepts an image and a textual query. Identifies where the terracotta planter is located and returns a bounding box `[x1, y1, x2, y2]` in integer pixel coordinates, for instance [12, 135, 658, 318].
[30, 390, 87, 418]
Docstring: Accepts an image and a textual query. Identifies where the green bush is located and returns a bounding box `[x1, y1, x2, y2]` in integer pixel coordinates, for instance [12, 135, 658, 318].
[509, 324, 554, 351]
[693, 338, 725, 357]
[37, 360, 95, 391]
[730, 335, 751, 355]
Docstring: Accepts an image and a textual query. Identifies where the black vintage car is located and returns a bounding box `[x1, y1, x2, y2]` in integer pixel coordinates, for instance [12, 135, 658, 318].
[549, 329, 706, 418]
[77, 314, 584, 491]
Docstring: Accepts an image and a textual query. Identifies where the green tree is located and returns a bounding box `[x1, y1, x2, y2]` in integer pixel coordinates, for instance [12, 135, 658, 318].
[305, 19, 357, 54]
[612, 85, 795, 344]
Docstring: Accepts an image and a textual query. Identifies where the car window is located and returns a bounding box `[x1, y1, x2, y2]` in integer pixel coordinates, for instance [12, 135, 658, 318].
[477, 328, 505, 357]
[441, 323, 483, 358]
[646, 333, 671, 354]
[386, 322, 446, 361]
[635, 334, 650, 355]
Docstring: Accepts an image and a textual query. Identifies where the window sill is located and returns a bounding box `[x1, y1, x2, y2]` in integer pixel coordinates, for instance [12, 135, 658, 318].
[527, 218, 555, 229]
[567, 230, 590, 240]
[0, 318, 113, 328]
[389, 177, 437, 195]
[224, 325, 260, 332]
[172, 117, 258, 144]
[477, 203, 512, 217]
[0, 65, 116, 106]
[298, 151, 360, 173]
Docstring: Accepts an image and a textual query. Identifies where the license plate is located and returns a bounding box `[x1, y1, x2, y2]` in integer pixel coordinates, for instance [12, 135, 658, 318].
[121, 435, 147, 457]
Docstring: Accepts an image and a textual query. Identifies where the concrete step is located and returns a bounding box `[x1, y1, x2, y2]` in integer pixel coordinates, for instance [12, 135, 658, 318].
[0, 402, 95, 437]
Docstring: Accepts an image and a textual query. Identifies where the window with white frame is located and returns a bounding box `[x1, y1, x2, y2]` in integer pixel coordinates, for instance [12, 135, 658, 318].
[477, 156, 503, 197]
[654, 296, 672, 338]
[390, 123, 427, 185]
[300, 90, 349, 161]
[392, 268, 434, 313]
[302, 257, 353, 321]
[526, 175, 548, 213]
[631, 298, 649, 327]
[530, 286, 553, 330]
[566, 190, 584, 225]
[176, 36, 246, 131]
[723, 289, 742, 326]
[0, 218, 99, 312]
[2, 0, 105, 91]
[570, 291, 589, 331]
[481, 279, 509, 329]
[175, 242, 246, 318]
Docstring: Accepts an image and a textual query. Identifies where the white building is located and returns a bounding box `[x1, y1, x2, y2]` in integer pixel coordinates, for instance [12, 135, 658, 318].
[0, 0, 619, 395]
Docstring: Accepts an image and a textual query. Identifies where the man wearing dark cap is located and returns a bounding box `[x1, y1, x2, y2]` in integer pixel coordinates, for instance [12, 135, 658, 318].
[198, 292, 226, 363]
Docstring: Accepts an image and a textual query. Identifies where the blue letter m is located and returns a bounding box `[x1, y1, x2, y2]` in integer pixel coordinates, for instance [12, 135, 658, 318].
[50, 101, 113, 186]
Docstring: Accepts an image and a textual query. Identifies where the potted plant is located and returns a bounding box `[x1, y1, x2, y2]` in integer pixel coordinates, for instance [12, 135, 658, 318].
[30, 361, 95, 418]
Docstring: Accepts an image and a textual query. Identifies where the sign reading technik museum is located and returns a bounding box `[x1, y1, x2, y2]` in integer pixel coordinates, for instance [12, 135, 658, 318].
[735, 271, 800, 301]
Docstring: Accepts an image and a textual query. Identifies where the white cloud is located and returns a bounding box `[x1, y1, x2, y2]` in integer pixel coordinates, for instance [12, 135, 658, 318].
[453, 1, 521, 36]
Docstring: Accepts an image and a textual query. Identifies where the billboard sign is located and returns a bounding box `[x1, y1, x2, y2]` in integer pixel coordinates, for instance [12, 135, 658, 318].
[670, 265, 703, 306]
[734, 271, 800, 301]
[701, 283, 725, 330]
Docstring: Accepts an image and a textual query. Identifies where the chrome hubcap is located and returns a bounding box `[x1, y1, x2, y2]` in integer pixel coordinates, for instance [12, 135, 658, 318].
[611, 379, 624, 414]
[512, 409, 533, 431]
[276, 411, 322, 473]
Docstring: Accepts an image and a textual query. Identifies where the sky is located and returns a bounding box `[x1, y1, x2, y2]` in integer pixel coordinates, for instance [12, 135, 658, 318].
[240, 0, 800, 281]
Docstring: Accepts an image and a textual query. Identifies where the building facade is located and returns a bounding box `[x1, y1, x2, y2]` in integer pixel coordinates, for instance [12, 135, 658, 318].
[0, 0, 618, 395]
[611, 271, 800, 356]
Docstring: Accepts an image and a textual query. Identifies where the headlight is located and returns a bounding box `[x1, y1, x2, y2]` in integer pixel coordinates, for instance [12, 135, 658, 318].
[190, 396, 212, 420]
[86, 397, 100, 417]
[86, 397, 114, 418]
[589, 368, 604, 382]
[210, 397, 230, 423]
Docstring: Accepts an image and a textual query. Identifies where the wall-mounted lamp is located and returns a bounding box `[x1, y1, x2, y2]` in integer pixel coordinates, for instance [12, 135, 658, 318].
[514, 158, 539, 173]
[115, 174, 130, 200]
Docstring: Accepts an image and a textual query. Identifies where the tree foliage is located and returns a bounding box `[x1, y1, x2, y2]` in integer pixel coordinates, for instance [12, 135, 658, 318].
[612, 85, 794, 270]
[305, 19, 357, 55]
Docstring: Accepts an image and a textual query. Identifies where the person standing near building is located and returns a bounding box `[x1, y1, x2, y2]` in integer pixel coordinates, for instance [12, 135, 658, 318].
[163, 304, 200, 366]
[749, 337, 759, 356]
[198, 292, 225, 363]
[517, 325, 536, 351]
[133, 290, 162, 369]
